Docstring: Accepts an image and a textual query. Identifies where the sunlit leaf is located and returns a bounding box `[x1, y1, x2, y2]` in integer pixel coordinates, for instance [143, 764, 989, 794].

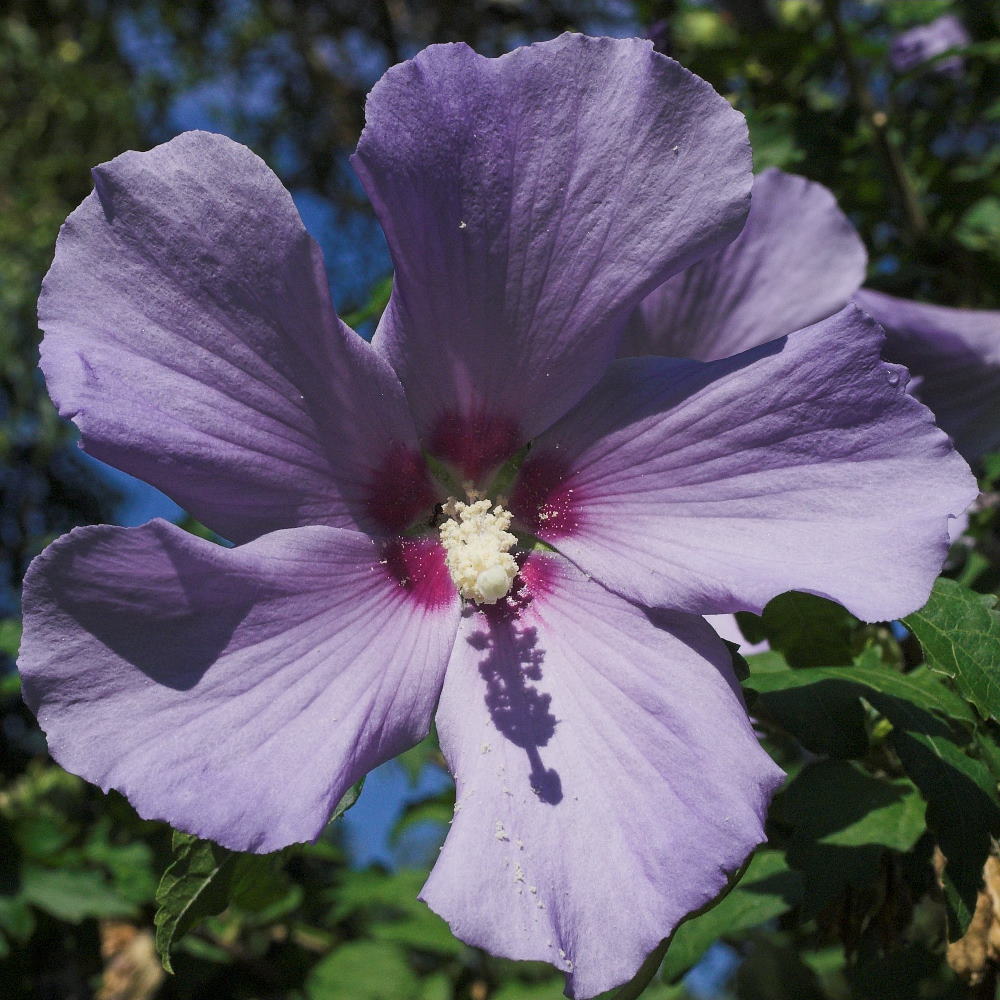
[906, 578, 1000, 721]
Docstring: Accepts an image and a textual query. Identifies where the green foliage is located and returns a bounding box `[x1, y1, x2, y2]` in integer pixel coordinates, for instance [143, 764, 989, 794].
[154, 779, 361, 971]
[153, 832, 287, 973]
[661, 851, 802, 982]
[20, 866, 136, 923]
[906, 577, 1000, 721]
[306, 940, 420, 999]
[746, 656, 977, 729]
[746, 633, 1000, 937]
[777, 761, 925, 917]
[737, 593, 859, 667]
[0, 761, 158, 969]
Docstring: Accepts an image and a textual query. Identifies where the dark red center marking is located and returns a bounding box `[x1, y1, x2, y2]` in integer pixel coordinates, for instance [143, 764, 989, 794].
[508, 454, 580, 538]
[365, 443, 438, 534]
[427, 409, 522, 485]
[379, 536, 455, 610]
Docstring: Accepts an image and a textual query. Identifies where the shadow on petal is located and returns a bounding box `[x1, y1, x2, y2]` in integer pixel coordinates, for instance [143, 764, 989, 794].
[467, 592, 562, 805]
[55, 531, 260, 692]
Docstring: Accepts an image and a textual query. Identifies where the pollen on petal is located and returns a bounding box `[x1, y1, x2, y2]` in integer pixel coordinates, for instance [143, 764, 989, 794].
[439, 498, 518, 605]
[509, 454, 580, 538]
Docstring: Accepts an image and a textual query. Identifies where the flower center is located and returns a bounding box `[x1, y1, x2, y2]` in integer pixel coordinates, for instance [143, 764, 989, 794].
[439, 498, 518, 605]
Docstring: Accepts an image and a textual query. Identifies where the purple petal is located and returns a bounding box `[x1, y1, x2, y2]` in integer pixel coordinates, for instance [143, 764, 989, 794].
[854, 289, 1000, 461]
[622, 169, 866, 361]
[19, 520, 459, 852]
[510, 306, 976, 621]
[422, 554, 781, 998]
[353, 34, 751, 476]
[39, 131, 435, 543]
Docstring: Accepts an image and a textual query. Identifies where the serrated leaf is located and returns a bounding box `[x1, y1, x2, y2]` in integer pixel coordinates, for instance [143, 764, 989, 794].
[905, 578, 1000, 721]
[661, 851, 802, 981]
[154, 834, 277, 972]
[154, 837, 237, 972]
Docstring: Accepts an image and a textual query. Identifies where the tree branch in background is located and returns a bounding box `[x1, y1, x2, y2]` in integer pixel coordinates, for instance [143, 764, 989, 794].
[822, 0, 928, 241]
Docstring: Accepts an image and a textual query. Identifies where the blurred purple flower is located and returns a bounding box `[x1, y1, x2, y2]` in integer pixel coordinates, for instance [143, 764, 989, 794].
[890, 14, 970, 78]
[624, 167, 1000, 462]
[19, 36, 975, 997]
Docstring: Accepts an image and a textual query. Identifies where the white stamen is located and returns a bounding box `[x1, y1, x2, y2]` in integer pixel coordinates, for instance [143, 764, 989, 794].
[439, 498, 518, 604]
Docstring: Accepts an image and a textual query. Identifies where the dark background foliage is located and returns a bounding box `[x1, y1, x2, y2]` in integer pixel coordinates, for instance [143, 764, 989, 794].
[1, 1, 998, 998]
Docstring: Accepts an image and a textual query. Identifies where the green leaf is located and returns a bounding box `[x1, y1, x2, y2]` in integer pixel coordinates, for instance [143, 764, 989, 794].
[955, 197, 1000, 258]
[905, 578, 1000, 721]
[330, 868, 463, 957]
[0, 893, 34, 942]
[418, 974, 454, 1000]
[306, 941, 418, 1000]
[154, 833, 280, 973]
[745, 661, 976, 726]
[373, 915, 466, 958]
[781, 760, 925, 852]
[0, 619, 21, 661]
[330, 778, 365, 823]
[661, 851, 802, 982]
[745, 658, 998, 934]
[876, 698, 1000, 936]
[737, 592, 857, 667]
[777, 761, 924, 916]
[329, 868, 428, 921]
[83, 819, 156, 905]
[748, 661, 869, 758]
[21, 866, 135, 922]
[152, 777, 361, 968]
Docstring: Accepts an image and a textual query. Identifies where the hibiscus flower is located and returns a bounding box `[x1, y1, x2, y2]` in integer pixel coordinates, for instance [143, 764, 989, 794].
[19, 35, 975, 997]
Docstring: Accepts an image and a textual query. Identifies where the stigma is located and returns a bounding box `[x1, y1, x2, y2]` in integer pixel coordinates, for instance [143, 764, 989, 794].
[439, 498, 518, 605]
